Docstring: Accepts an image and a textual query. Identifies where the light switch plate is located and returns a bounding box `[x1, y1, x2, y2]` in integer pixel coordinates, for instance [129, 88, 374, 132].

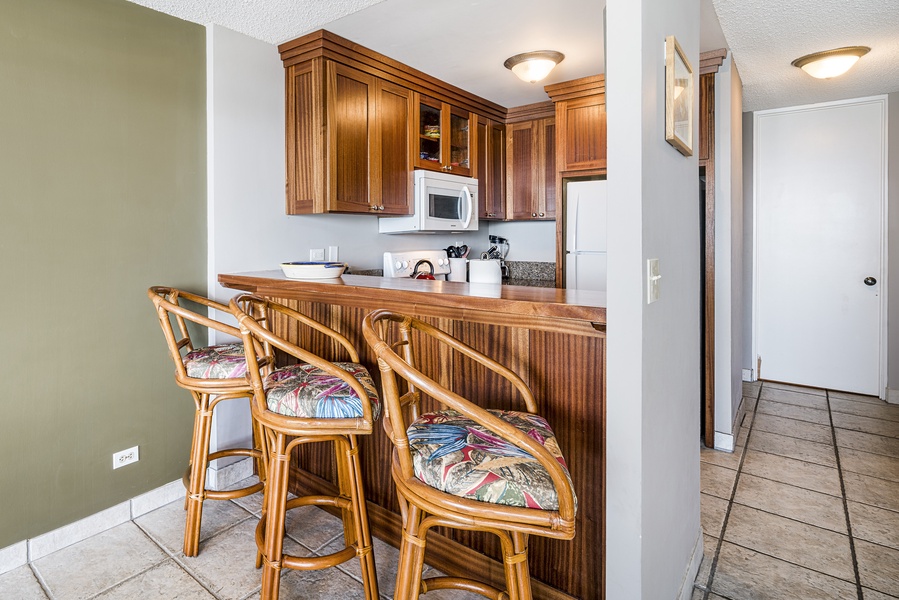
[310, 248, 325, 261]
[647, 258, 661, 304]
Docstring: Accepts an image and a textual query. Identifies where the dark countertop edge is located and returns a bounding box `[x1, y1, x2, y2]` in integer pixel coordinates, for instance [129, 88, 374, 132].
[219, 271, 606, 324]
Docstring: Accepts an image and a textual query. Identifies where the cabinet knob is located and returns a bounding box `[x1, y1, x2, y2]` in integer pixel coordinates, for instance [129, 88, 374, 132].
[531, 213, 537, 218]
[539, 212, 545, 217]
[370, 205, 378, 211]
[379, 205, 385, 211]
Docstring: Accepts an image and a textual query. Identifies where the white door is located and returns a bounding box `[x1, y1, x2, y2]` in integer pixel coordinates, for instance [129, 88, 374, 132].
[754, 97, 886, 396]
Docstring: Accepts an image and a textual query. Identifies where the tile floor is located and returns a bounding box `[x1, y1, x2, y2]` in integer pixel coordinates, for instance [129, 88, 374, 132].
[4, 380, 897, 599]
[694, 381, 899, 600]
[0, 482, 481, 600]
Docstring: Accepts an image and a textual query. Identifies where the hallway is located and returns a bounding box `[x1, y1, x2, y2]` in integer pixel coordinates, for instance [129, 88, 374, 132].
[695, 381, 899, 599]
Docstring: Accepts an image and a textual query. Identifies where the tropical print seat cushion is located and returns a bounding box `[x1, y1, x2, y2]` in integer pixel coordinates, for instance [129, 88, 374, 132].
[263, 362, 381, 420]
[407, 409, 575, 512]
[183, 343, 248, 379]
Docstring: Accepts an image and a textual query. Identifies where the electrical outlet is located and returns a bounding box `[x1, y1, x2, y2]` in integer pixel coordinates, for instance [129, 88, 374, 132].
[113, 446, 139, 469]
[310, 248, 325, 261]
[327, 245, 339, 261]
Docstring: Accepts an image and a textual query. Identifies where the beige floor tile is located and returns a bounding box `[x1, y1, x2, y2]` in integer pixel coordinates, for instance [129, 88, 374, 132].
[691, 588, 705, 600]
[696, 533, 719, 589]
[856, 540, 899, 596]
[757, 400, 832, 425]
[277, 562, 373, 600]
[284, 505, 346, 553]
[743, 381, 761, 399]
[834, 412, 899, 439]
[752, 412, 833, 445]
[701, 445, 743, 470]
[735, 425, 749, 449]
[844, 472, 899, 513]
[733, 474, 847, 534]
[763, 381, 826, 396]
[701, 493, 729, 538]
[710, 541, 858, 600]
[741, 450, 842, 496]
[320, 534, 399, 599]
[32, 522, 167, 600]
[134, 496, 255, 555]
[862, 587, 899, 599]
[831, 398, 899, 423]
[761, 387, 830, 410]
[840, 447, 899, 483]
[835, 429, 899, 459]
[741, 410, 755, 428]
[0, 565, 49, 600]
[748, 430, 837, 468]
[829, 390, 884, 405]
[177, 518, 294, 600]
[848, 501, 899, 551]
[700, 462, 738, 500]
[723, 504, 854, 581]
[93, 560, 214, 599]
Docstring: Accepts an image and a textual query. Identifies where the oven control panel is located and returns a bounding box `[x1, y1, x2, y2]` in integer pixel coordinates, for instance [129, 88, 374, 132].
[383, 250, 451, 278]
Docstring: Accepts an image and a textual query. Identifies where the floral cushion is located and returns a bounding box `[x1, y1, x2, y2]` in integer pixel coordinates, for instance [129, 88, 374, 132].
[407, 410, 575, 512]
[183, 343, 248, 379]
[263, 362, 381, 420]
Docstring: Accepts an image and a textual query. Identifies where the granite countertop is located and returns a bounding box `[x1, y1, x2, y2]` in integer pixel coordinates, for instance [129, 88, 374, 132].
[346, 260, 557, 289]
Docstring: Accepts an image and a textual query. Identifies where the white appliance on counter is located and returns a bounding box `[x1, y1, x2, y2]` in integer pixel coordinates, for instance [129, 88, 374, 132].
[378, 170, 478, 234]
[383, 250, 450, 279]
[565, 179, 607, 291]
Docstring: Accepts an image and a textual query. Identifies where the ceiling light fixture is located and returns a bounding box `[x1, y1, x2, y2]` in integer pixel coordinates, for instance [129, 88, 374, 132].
[791, 46, 870, 79]
[504, 50, 565, 83]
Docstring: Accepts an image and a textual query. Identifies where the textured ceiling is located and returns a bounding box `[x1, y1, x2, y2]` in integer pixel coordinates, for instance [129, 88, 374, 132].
[713, 0, 899, 111]
[126, 0, 899, 112]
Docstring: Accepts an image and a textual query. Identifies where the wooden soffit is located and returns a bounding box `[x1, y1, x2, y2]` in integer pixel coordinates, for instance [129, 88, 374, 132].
[544, 74, 605, 103]
[700, 49, 728, 75]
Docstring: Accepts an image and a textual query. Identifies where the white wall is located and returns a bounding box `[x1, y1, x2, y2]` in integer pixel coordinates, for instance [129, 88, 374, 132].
[712, 54, 744, 448]
[606, 0, 702, 597]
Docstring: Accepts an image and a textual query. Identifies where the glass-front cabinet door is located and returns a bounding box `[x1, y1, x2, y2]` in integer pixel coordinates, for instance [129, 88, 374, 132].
[412, 94, 473, 177]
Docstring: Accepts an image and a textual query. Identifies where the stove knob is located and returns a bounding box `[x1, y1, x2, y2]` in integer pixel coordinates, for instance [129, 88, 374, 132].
[402, 260, 409, 269]
[437, 258, 445, 266]
[395, 261, 402, 270]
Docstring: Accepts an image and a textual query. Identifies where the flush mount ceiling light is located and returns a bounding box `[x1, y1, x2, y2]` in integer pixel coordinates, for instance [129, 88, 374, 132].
[791, 46, 870, 79]
[504, 50, 565, 83]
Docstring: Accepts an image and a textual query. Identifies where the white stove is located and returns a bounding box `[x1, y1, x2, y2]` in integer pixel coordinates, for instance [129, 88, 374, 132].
[383, 250, 450, 279]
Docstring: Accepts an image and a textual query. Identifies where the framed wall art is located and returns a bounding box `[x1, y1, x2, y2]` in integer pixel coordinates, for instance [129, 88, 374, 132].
[665, 35, 694, 156]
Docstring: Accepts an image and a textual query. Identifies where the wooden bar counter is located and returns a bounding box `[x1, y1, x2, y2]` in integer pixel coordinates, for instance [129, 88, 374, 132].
[219, 272, 606, 600]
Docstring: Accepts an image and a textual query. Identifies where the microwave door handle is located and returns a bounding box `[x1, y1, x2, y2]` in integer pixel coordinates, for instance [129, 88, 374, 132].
[460, 186, 473, 228]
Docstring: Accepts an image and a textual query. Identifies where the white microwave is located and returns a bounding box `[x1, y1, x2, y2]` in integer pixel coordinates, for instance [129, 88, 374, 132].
[378, 170, 478, 234]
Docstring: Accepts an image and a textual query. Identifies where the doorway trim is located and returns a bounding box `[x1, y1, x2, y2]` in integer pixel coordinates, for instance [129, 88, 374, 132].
[751, 95, 889, 398]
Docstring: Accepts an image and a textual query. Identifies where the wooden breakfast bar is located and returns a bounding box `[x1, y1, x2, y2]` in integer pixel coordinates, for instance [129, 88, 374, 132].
[219, 272, 606, 600]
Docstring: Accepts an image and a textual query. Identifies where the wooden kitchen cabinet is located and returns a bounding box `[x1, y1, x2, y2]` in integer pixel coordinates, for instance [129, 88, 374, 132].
[546, 75, 607, 174]
[475, 117, 505, 219]
[285, 59, 413, 215]
[506, 117, 556, 220]
[412, 94, 473, 177]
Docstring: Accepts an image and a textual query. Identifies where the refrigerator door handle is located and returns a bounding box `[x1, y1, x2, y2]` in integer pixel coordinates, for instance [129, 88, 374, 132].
[570, 192, 580, 251]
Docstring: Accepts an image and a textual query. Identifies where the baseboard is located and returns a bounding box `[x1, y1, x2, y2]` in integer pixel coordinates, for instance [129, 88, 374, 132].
[714, 431, 735, 452]
[888, 388, 899, 405]
[742, 368, 754, 382]
[0, 477, 185, 576]
[207, 456, 254, 490]
[677, 532, 703, 600]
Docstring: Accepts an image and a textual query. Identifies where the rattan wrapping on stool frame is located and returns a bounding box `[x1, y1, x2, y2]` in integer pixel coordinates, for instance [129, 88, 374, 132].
[230, 293, 380, 600]
[147, 287, 266, 558]
[362, 309, 577, 600]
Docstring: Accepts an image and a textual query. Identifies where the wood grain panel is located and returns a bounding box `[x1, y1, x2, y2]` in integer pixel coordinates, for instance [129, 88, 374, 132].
[286, 63, 317, 214]
[543, 120, 557, 218]
[375, 81, 413, 215]
[508, 122, 536, 220]
[330, 65, 372, 211]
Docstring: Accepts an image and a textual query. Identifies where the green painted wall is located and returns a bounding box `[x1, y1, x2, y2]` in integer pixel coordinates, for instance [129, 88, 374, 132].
[0, 0, 206, 547]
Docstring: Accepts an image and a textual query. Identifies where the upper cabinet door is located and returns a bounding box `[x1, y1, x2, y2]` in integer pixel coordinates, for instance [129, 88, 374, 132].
[556, 95, 606, 173]
[476, 118, 506, 220]
[506, 118, 555, 221]
[326, 62, 377, 213]
[412, 94, 473, 177]
[374, 80, 414, 215]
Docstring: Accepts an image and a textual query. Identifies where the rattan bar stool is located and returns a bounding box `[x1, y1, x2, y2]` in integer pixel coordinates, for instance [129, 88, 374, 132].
[147, 287, 266, 557]
[362, 309, 577, 600]
[230, 294, 380, 600]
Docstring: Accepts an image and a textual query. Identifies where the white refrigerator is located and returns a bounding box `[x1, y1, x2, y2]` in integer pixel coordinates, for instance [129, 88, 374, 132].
[565, 180, 607, 291]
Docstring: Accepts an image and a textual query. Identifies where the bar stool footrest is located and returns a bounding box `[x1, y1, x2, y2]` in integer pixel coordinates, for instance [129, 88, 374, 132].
[182, 447, 265, 501]
[421, 576, 508, 599]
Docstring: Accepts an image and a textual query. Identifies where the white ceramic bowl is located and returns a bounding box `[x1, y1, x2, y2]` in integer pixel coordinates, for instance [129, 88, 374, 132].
[280, 262, 347, 279]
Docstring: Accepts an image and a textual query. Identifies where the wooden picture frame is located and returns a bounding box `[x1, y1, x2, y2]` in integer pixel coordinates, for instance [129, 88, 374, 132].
[665, 35, 694, 156]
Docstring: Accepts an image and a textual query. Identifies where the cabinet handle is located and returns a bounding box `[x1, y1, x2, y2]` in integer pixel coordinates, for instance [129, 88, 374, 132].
[370, 205, 378, 211]
[379, 205, 385, 211]
[531, 213, 537, 218]
[539, 212, 545, 217]
[447, 166, 453, 171]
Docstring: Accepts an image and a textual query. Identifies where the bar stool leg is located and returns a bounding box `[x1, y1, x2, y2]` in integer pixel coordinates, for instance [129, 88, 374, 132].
[184, 395, 213, 557]
[344, 435, 379, 600]
[508, 532, 532, 600]
[395, 503, 426, 600]
[260, 433, 289, 600]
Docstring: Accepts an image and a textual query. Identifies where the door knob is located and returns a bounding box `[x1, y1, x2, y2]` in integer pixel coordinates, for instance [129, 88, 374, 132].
[864, 277, 877, 286]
